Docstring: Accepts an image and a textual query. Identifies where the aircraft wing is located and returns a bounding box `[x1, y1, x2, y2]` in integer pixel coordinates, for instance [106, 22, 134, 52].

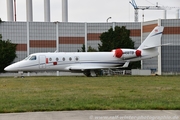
[66, 66, 117, 71]
[66, 61, 129, 71]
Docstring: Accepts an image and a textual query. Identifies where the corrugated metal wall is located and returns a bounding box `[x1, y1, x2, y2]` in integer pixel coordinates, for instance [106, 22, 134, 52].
[161, 19, 180, 74]
[0, 22, 27, 62]
[58, 22, 85, 52]
[87, 23, 112, 51]
[29, 22, 56, 54]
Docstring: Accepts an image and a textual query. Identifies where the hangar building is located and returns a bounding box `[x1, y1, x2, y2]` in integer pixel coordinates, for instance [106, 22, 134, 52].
[0, 19, 180, 75]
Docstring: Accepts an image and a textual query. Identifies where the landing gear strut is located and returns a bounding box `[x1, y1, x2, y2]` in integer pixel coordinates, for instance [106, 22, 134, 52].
[18, 71, 24, 78]
[83, 70, 97, 77]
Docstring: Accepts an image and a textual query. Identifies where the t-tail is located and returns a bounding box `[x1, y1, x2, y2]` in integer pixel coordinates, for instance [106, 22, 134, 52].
[138, 26, 164, 50]
[114, 26, 164, 62]
[135, 26, 164, 61]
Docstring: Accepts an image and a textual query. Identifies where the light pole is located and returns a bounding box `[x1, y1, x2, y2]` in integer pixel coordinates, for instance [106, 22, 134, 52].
[106, 17, 112, 22]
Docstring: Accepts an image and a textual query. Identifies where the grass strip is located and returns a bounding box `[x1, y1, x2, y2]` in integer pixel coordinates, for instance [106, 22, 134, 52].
[0, 76, 180, 113]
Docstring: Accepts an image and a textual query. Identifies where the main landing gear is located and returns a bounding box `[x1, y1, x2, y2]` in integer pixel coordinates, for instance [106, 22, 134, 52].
[83, 70, 97, 77]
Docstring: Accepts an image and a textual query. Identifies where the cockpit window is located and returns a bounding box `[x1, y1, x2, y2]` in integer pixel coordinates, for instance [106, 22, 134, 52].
[24, 55, 31, 60]
[29, 55, 37, 60]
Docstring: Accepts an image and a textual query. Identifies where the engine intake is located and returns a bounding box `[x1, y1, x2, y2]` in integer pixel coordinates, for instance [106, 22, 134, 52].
[114, 49, 123, 58]
[136, 50, 141, 57]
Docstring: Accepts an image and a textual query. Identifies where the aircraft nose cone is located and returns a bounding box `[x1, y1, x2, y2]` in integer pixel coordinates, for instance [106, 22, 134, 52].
[4, 66, 12, 71]
[4, 63, 19, 72]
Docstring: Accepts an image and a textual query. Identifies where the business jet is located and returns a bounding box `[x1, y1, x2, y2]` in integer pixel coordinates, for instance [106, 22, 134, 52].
[4, 26, 164, 77]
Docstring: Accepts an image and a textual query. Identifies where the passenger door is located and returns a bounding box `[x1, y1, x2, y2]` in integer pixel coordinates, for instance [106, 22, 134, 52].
[39, 55, 46, 69]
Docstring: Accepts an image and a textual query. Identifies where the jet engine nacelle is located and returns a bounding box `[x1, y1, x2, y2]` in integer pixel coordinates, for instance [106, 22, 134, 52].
[113, 48, 141, 59]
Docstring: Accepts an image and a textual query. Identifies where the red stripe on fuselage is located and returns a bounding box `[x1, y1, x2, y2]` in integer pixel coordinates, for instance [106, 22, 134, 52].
[46, 58, 48, 64]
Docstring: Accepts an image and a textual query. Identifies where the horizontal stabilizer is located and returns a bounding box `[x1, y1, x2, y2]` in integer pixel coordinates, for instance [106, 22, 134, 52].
[142, 43, 171, 50]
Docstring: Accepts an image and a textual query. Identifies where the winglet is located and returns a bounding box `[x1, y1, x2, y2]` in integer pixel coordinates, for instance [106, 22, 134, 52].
[122, 61, 130, 68]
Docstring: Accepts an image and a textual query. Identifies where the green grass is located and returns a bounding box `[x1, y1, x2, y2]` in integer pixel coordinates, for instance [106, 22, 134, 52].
[0, 76, 180, 113]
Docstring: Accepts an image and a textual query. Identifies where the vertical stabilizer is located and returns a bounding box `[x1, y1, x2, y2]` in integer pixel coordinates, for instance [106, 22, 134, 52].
[138, 26, 164, 50]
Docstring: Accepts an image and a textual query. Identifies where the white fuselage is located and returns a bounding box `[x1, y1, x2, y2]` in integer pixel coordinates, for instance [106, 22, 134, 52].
[4, 48, 158, 72]
[4, 52, 123, 72]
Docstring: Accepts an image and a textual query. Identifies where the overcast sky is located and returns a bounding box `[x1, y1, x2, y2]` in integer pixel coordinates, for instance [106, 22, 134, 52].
[0, 0, 179, 22]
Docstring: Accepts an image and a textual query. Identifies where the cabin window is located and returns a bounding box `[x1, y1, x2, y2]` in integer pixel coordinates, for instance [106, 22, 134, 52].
[29, 55, 36, 60]
[49, 58, 52, 61]
[56, 58, 59, 61]
[75, 56, 79, 61]
[69, 57, 72, 61]
[62, 57, 65, 61]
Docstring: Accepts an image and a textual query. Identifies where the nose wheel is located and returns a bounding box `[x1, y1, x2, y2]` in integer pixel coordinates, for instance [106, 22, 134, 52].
[18, 71, 24, 78]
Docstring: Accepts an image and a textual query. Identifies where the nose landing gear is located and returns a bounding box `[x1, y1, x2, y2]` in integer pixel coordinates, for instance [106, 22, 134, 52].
[18, 71, 24, 78]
